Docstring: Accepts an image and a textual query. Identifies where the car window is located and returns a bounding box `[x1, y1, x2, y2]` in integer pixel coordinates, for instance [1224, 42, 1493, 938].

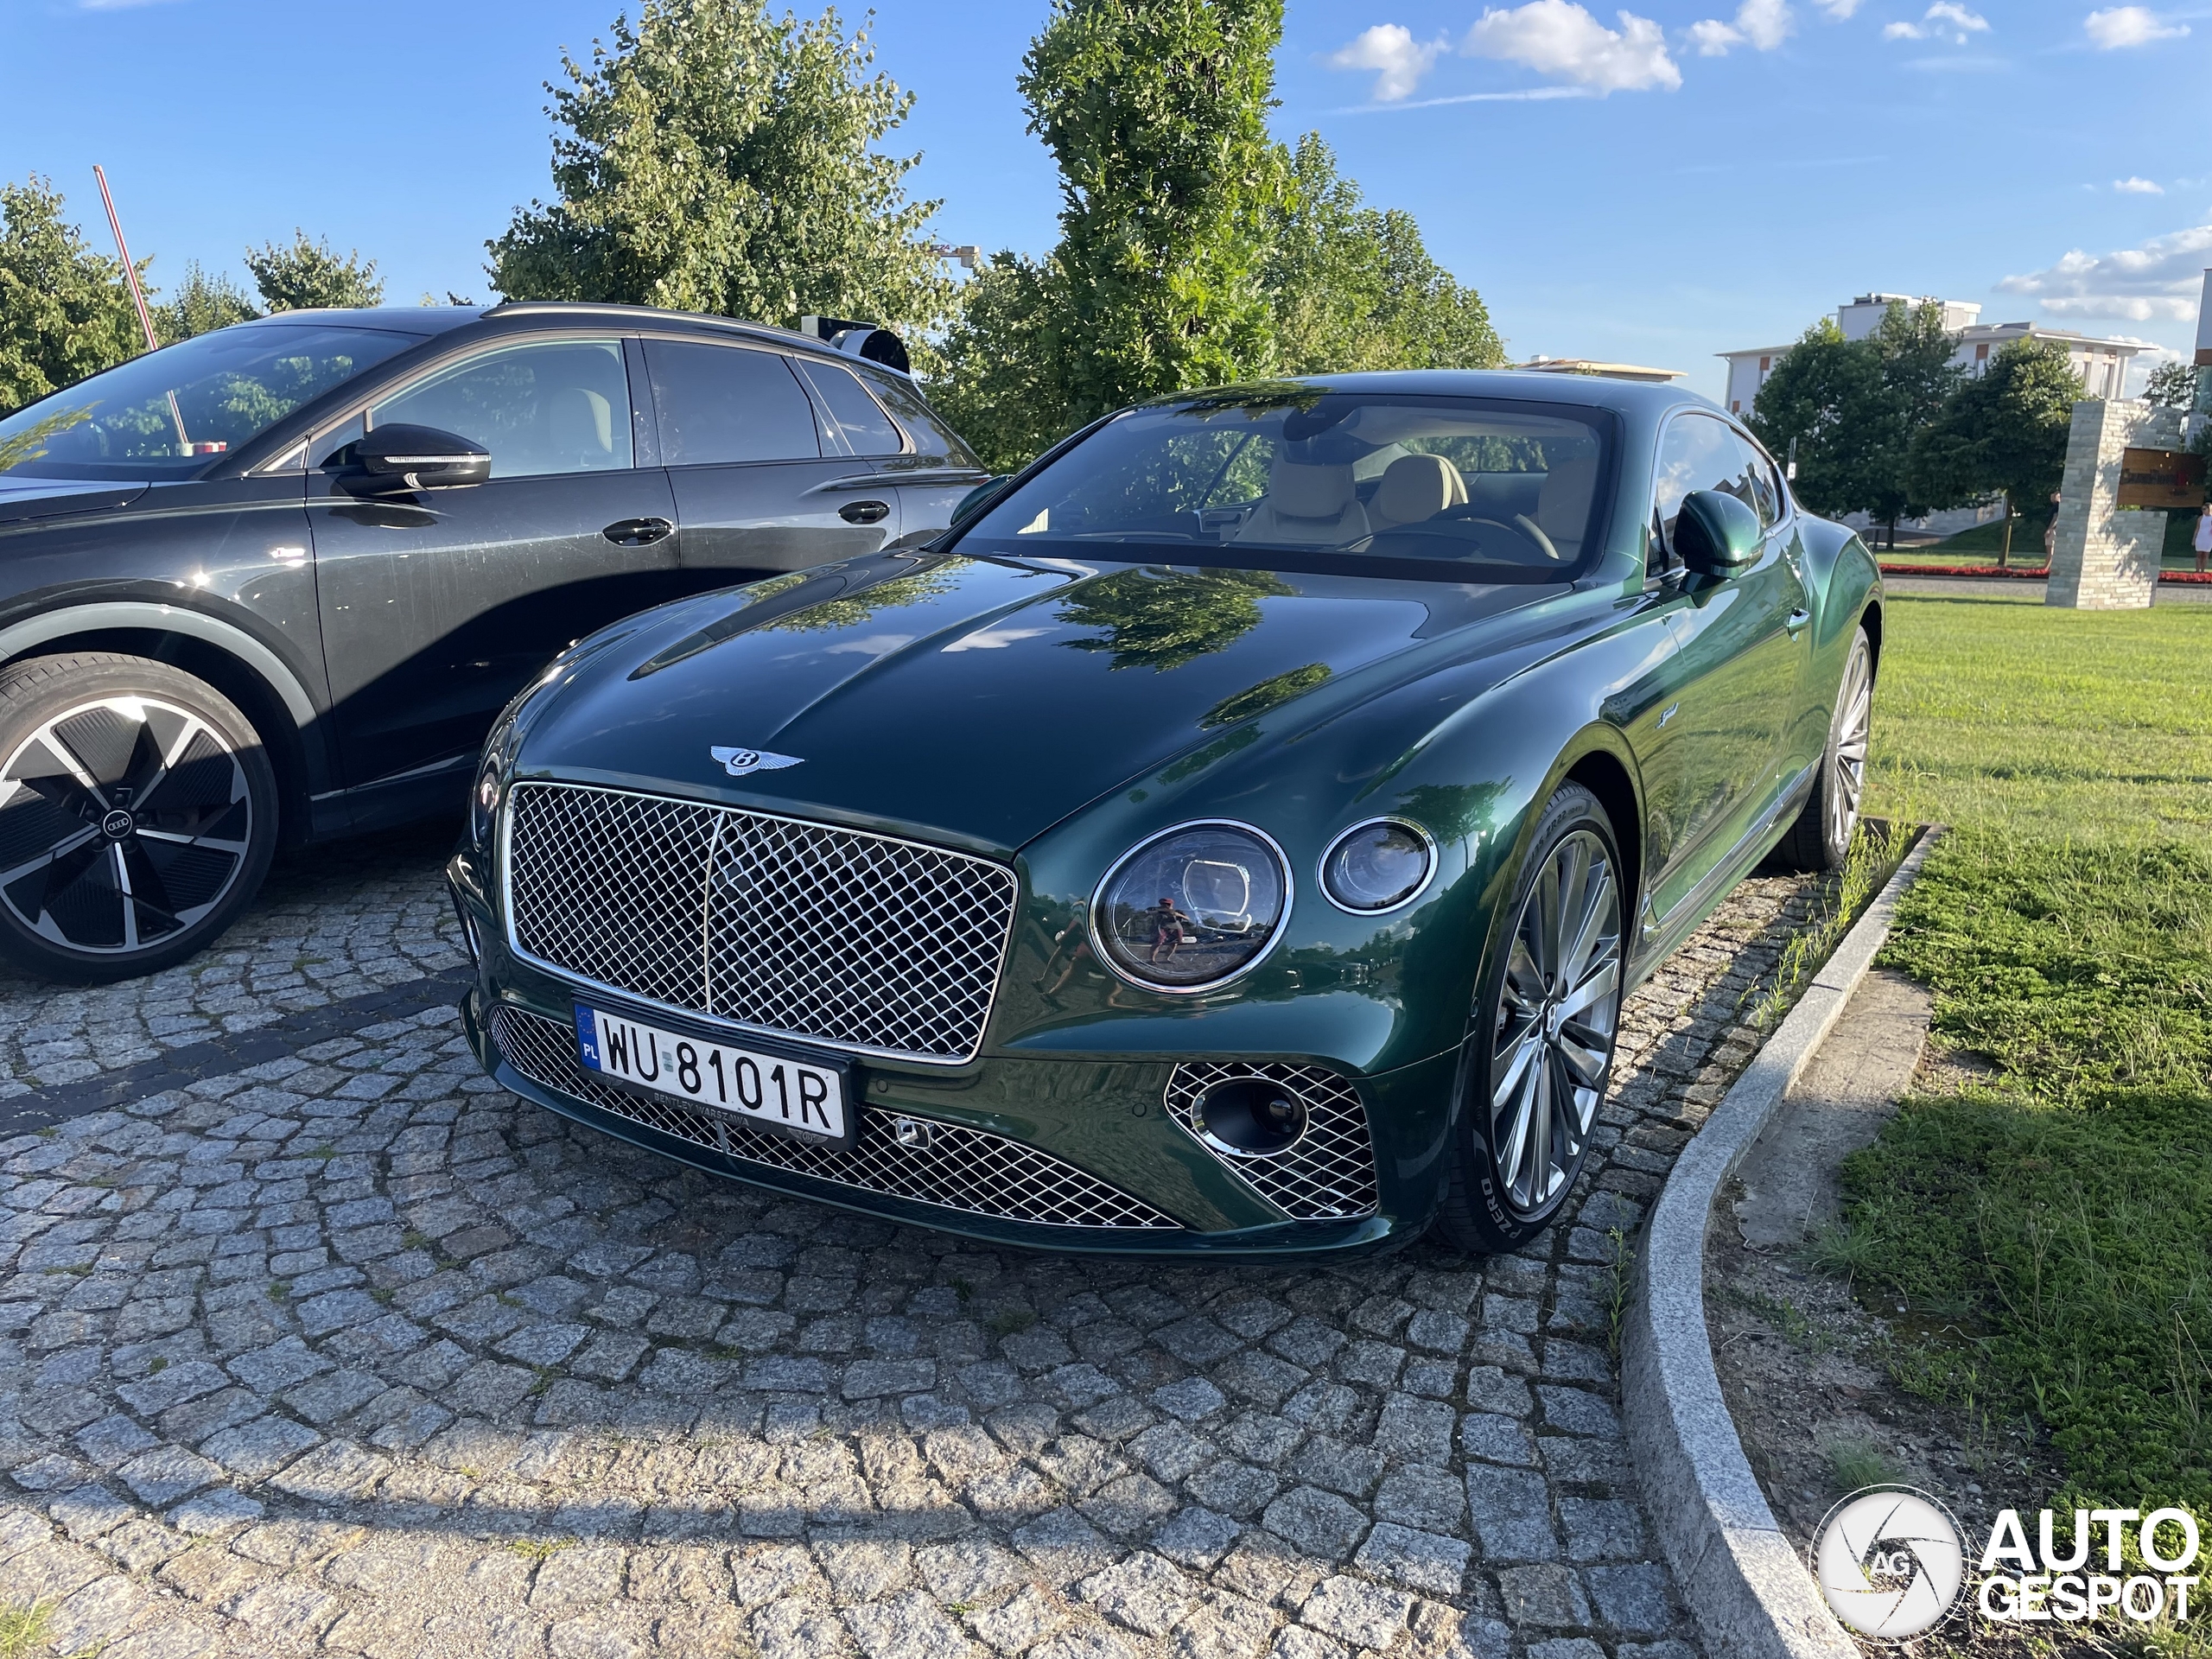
[797, 360, 905, 457]
[1743, 442, 1784, 527]
[0, 322, 422, 480]
[859, 372, 981, 467]
[1653, 413, 1769, 555]
[646, 340, 821, 466]
[369, 338, 632, 480]
[960, 393, 1611, 582]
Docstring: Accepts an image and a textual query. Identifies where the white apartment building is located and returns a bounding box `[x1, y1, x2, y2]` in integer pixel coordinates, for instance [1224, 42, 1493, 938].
[1719, 293, 2147, 416]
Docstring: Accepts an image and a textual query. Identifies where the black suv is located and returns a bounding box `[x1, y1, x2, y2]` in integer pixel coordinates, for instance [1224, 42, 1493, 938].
[0, 302, 988, 982]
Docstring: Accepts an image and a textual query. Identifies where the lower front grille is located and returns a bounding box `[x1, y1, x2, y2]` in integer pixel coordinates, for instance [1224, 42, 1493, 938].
[1164, 1062, 1379, 1221]
[491, 1005, 1179, 1231]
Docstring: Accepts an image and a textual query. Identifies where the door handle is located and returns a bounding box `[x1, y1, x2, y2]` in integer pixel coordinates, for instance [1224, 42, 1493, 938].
[839, 499, 891, 525]
[1784, 607, 1812, 635]
[602, 517, 673, 547]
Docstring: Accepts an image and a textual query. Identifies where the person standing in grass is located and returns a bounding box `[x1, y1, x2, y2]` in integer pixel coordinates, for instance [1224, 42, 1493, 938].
[2195, 503, 2212, 575]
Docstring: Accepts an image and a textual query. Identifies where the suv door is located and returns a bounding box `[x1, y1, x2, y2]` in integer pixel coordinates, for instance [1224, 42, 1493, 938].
[308, 334, 680, 796]
[644, 338, 899, 592]
[1638, 412, 1810, 922]
[795, 357, 990, 542]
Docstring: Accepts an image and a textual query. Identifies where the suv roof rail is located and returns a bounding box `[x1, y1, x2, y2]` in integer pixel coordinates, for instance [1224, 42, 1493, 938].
[480, 300, 810, 342]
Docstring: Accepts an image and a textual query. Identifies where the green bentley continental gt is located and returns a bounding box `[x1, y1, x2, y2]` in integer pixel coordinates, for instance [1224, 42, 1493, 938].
[449, 372, 1879, 1259]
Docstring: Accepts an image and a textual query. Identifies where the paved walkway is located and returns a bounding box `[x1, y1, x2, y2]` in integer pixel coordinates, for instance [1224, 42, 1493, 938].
[1879, 574, 2212, 602]
[0, 831, 1831, 1659]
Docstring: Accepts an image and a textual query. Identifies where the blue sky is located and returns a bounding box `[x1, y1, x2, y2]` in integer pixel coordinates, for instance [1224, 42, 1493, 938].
[3, 0, 2204, 401]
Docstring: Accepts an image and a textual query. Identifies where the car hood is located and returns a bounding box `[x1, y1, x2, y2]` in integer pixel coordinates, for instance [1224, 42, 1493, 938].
[0, 474, 149, 524]
[520, 553, 1547, 852]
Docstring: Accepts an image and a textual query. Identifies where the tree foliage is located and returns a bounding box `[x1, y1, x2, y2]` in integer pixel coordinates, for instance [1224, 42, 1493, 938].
[1022, 0, 1282, 423]
[1265, 136, 1502, 377]
[1748, 301, 1963, 542]
[245, 231, 384, 312]
[2145, 360, 2199, 410]
[931, 6, 1503, 474]
[159, 261, 259, 342]
[488, 0, 952, 334]
[0, 176, 145, 416]
[1908, 338, 2082, 530]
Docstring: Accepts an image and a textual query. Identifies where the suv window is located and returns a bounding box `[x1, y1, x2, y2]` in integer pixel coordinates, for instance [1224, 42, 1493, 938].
[861, 372, 981, 467]
[1653, 413, 1770, 558]
[370, 338, 632, 479]
[796, 360, 905, 457]
[646, 340, 820, 466]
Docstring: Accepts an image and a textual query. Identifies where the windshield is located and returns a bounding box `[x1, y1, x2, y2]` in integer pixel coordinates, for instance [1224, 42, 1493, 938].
[0, 322, 423, 480]
[961, 391, 1614, 582]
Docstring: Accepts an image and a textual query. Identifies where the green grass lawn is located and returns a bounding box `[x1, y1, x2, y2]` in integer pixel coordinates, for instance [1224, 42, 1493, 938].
[1839, 588, 2212, 1534]
[1885, 508, 2208, 569]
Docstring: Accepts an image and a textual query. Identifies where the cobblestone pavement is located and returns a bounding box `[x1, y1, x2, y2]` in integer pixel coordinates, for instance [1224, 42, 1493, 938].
[0, 822, 466, 1099]
[0, 845, 1829, 1659]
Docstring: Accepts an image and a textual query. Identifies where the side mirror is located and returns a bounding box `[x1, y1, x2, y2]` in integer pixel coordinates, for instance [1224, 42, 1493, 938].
[1673, 489, 1763, 575]
[355, 424, 490, 491]
[950, 475, 1010, 525]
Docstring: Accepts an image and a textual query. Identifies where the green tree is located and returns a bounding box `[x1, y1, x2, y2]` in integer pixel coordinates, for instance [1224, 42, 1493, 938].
[0, 176, 145, 416]
[1750, 301, 1963, 547]
[1266, 135, 1502, 377]
[1020, 0, 1282, 424]
[245, 231, 385, 311]
[158, 261, 259, 342]
[925, 251, 1071, 473]
[2145, 361, 2199, 410]
[1909, 338, 2082, 568]
[489, 0, 952, 333]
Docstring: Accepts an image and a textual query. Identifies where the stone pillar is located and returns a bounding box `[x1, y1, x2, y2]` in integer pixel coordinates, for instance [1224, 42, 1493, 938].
[2047, 400, 2186, 609]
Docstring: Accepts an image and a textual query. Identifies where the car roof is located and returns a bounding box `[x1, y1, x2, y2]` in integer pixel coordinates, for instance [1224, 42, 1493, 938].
[1160, 369, 1725, 421]
[227, 306, 485, 336]
[226, 302, 848, 358]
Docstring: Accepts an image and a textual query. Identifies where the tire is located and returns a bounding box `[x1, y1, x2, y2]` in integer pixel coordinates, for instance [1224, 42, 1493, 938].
[1773, 625, 1873, 873]
[0, 652, 278, 983]
[1434, 783, 1627, 1255]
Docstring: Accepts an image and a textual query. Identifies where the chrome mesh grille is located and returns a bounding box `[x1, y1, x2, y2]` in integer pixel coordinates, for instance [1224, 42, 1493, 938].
[505, 781, 1019, 1063]
[1164, 1063, 1379, 1221]
[493, 1005, 1179, 1231]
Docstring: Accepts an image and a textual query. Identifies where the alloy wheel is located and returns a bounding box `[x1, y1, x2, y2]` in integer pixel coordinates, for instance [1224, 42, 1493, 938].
[0, 695, 254, 955]
[1490, 827, 1623, 1216]
[1827, 637, 1872, 854]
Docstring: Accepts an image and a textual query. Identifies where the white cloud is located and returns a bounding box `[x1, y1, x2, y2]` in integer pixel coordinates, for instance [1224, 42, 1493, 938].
[2113, 176, 2166, 194]
[1818, 0, 1865, 15]
[823, 633, 914, 657]
[1883, 1, 1990, 40]
[1996, 223, 2212, 322]
[1464, 0, 1683, 92]
[2083, 5, 2190, 45]
[1688, 0, 1794, 54]
[1326, 23, 1448, 101]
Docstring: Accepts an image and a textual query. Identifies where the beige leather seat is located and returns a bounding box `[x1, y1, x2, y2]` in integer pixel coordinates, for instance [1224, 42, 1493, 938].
[1535, 454, 1598, 560]
[1370, 453, 1469, 528]
[544, 386, 614, 466]
[1236, 459, 1370, 546]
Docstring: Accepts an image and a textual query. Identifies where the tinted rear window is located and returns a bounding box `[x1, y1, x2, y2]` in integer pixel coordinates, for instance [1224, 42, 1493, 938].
[646, 340, 820, 466]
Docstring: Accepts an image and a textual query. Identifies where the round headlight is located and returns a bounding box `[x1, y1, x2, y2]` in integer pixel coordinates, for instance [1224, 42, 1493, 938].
[1320, 819, 1436, 913]
[1091, 822, 1290, 993]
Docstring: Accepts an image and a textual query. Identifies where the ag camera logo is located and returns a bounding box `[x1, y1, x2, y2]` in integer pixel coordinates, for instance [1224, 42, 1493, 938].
[1812, 1486, 1967, 1640]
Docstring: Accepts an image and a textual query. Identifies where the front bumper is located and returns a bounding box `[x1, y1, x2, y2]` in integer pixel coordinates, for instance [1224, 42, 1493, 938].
[450, 848, 1462, 1260]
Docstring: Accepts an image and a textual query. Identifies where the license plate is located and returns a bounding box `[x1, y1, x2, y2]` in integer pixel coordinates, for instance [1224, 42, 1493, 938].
[574, 1005, 851, 1147]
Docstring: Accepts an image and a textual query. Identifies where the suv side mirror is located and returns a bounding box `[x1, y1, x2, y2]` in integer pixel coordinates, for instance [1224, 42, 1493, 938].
[355, 424, 490, 491]
[1673, 489, 1763, 575]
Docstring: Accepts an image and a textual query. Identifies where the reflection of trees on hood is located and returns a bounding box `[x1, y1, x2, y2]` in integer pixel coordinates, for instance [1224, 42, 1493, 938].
[1058, 567, 1292, 673]
[1393, 780, 1510, 844]
[761, 567, 960, 633]
[1202, 663, 1330, 729]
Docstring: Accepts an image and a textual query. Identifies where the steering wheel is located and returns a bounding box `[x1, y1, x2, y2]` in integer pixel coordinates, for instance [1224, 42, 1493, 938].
[1446, 515, 1560, 564]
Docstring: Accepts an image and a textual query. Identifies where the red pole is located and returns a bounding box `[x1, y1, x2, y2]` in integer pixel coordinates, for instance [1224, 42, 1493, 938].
[92, 164, 188, 449]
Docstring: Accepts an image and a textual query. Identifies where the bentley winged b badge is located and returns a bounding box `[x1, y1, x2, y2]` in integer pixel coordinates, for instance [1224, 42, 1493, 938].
[710, 746, 804, 778]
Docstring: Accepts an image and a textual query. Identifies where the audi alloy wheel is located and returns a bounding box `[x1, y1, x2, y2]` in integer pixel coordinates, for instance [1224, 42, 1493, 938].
[0, 654, 277, 982]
